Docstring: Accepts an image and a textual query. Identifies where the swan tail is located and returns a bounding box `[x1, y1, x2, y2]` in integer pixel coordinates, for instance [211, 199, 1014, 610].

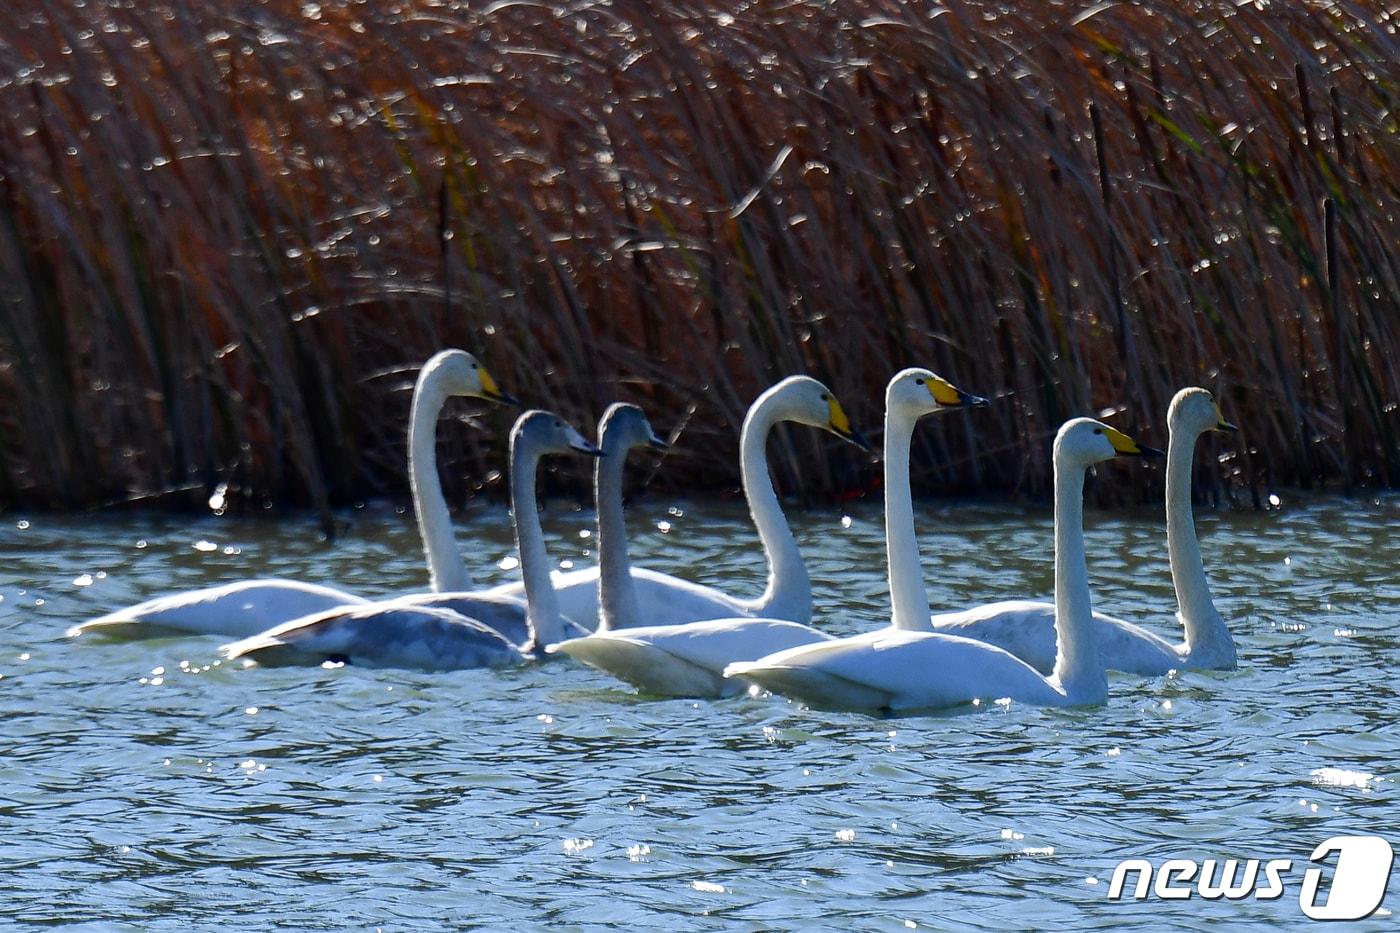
[67, 614, 143, 639]
[70, 581, 368, 640]
[68, 609, 239, 640]
[220, 632, 291, 664]
[723, 661, 895, 712]
[554, 636, 737, 698]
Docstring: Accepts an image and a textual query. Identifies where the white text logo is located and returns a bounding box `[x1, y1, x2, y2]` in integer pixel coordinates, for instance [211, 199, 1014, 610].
[1107, 835, 1394, 920]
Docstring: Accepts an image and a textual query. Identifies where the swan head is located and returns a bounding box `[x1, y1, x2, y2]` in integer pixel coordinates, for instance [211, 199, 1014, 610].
[886, 367, 990, 418]
[1169, 387, 1237, 437]
[765, 375, 869, 450]
[1055, 417, 1164, 469]
[512, 410, 602, 457]
[599, 403, 669, 454]
[424, 349, 520, 406]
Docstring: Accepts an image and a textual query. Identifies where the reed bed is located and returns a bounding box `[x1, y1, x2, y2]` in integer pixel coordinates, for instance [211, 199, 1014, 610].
[2, 0, 1399, 523]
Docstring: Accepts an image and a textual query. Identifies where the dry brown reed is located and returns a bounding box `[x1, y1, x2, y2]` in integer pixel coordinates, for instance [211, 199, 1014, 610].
[2, 0, 1399, 521]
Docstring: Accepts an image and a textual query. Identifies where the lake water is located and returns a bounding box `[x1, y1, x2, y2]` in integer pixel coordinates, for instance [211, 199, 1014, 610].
[2, 493, 1397, 929]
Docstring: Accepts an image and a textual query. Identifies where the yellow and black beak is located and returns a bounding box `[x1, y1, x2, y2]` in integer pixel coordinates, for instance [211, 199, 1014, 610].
[647, 431, 670, 452]
[826, 395, 870, 451]
[1212, 403, 1238, 433]
[1104, 425, 1164, 459]
[479, 367, 521, 407]
[927, 376, 990, 409]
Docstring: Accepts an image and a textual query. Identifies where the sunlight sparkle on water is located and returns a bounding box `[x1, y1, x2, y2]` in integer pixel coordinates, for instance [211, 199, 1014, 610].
[1310, 767, 1377, 790]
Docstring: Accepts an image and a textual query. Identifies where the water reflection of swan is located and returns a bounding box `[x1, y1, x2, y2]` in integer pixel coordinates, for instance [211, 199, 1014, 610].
[489, 375, 867, 629]
[68, 349, 517, 640]
[725, 418, 1161, 713]
[555, 371, 986, 698]
[221, 412, 597, 670]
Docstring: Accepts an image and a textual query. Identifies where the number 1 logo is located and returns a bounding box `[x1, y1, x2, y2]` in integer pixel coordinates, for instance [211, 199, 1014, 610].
[1298, 835, 1394, 921]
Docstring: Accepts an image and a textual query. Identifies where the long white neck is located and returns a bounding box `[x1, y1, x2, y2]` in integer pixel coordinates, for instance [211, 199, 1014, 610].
[884, 405, 932, 630]
[510, 436, 564, 650]
[1049, 459, 1107, 701]
[738, 396, 811, 621]
[1165, 425, 1235, 666]
[595, 436, 639, 634]
[408, 364, 472, 593]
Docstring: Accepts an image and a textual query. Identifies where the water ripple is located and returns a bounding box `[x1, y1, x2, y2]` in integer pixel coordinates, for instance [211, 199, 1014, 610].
[2, 495, 1398, 927]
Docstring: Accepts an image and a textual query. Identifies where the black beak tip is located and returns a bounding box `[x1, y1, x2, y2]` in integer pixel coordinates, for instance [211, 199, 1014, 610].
[1138, 444, 1167, 459]
[648, 436, 671, 451]
[1219, 421, 1239, 433]
[964, 393, 992, 408]
[845, 429, 871, 452]
[495, 391, 523, 408]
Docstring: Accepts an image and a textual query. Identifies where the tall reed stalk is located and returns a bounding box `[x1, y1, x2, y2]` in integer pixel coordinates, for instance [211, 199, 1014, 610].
[2, 1, 1398, 515]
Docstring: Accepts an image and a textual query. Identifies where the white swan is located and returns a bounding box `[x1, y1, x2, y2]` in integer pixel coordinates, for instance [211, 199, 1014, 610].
[924, 387, 1238, 674]
[221, 411, 598, 670]
[724, 417, 1162, 713]
[67, 349, 516, 640]
[552, 374, 989, 697]
[486, 376, 867, 629]
[590, 403, 673, 632]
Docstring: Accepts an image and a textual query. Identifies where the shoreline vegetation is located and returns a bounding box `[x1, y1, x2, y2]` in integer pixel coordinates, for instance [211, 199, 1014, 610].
[3, 1, 1399, 528]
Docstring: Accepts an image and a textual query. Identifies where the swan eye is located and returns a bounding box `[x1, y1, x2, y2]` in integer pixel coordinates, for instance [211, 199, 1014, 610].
[916, 379, 925, 386]
[1094, 428, 1103, 435]
[470, 362, 478, 369]
[820, 393, 829, 401]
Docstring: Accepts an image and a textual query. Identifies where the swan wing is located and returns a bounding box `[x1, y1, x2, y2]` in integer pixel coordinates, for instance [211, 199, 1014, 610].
[396, 591, 589, 645]
[929, 599, 1183, 676]
[1092, 612, 1182, 675]
[553, 618, 829, 698]
[727, 630, 1063, 712]
[398, 592, 527, 643]
[222, 601, 523, 671]
[487, 565, 757, 630]
[69, 579, 368, 640]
